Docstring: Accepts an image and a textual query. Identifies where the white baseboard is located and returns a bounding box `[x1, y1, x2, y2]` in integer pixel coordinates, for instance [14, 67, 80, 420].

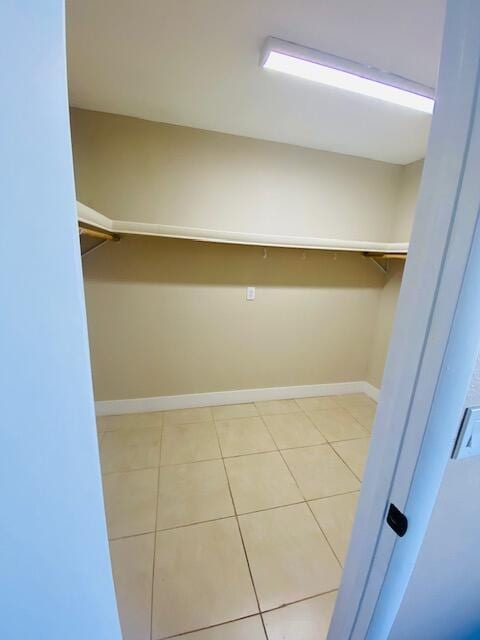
[95, 380, 380, 416]
[363, 381, 381, 402]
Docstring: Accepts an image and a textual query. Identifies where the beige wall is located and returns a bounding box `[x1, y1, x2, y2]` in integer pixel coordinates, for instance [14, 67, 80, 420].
[71, 108, 402, 242]
[367, 160, 423, 387]
[73, 109, 422, 401]
[392, 160, 424, 242]
[366, 262, 405, 388]
[83, 237, 383, 400]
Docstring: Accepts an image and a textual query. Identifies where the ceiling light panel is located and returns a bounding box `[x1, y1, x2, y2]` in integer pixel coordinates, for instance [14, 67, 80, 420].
[261, 37, 435, 114]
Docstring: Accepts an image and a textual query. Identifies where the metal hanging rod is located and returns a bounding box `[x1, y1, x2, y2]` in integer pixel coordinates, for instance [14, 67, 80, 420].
[79, 224, 116, 242]
[363, 252, 407, 260]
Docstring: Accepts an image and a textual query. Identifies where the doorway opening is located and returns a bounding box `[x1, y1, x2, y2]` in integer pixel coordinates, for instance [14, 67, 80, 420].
[68, 2, 445, 638]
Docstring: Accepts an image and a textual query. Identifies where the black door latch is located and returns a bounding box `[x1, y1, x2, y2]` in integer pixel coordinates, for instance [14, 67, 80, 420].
[386, 503, 408, 537]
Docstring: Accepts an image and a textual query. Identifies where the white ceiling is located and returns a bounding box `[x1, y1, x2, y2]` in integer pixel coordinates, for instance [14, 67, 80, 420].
[67, 0, 445, 165]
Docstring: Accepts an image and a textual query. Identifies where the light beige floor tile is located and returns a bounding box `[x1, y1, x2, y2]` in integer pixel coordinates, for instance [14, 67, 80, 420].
[171, 616, 266, 639]
[157, 459, 234, 529]
[216, 417, 276, 457]
[152, 518, 258, 639]
[334, 393, 376, 409]
[263, 591, 336, 640]
[307, 408, 369, 442]
[160, 422, 221, 465]
[332, 438, 370, 479]
[100, 426, 162, 473]
[255, 399, 301, 416]
[212, 403, 259, 421]
[110, 533, 154, 640]
[239, 503, 341, 611]
[263, 412, 326, 449]
[295, 396, 338, 412]
[225, 452, 303, 514]
[309, 492, 359, 565]
[282, 445, 360, 500]
[346, 405, 377, 430]
[163, 407, 213, 426]
[103, 468, 158, 539]
[97, 411, 164, 432]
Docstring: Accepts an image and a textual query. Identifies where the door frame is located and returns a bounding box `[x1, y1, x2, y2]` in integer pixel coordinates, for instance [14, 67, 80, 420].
[329, 1, 480, 637]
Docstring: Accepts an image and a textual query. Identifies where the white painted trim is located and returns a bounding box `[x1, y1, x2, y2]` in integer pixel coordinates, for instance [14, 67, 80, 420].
[329, 3, 480, 638]
[95, 380, 371, 416]
[77, 201, 408, 255]
[77, 202, 114, 232]
[363, 381, 380, 402]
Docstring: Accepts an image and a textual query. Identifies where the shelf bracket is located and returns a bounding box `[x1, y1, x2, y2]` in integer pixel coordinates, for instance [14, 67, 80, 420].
[81, 238, 108, 257]
[79, 224, 120, 257]
[363, 251, 407, 274]
[367, 255, 388, 274]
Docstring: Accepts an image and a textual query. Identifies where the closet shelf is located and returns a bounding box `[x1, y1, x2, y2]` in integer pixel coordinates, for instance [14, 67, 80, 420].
[77, 201, 408, 256]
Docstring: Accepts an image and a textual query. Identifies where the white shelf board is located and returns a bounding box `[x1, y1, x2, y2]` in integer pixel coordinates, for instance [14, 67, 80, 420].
[77, 201, 408, 254]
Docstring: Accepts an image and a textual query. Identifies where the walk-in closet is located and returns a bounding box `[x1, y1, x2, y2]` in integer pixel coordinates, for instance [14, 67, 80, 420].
[67, 1, 442, 638]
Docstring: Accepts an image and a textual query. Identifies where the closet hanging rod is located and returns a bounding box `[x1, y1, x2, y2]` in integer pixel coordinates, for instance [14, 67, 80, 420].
[363, 252, 407, 260]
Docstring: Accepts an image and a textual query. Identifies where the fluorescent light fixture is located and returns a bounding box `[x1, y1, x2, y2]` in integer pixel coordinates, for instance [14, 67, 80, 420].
[261, 37, 435, 114]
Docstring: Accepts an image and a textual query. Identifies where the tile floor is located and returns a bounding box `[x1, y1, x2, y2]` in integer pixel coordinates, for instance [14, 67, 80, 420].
[97, 393, 376, 640]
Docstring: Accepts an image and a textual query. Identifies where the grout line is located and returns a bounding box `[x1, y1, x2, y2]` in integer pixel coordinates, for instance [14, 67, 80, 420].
[300, 409, 371, 440]
[158, 588, 340, 639]
[344, 409, 376, 434]
[102, 461, 161, 476]
[99, 422, 164, 434]
[163, 419, 213, 428]
[288, 409, 329, 441]
[274, 437, 369, 451]
[149, 423, 164, 640]
[109, 529, 159, 542]
[304, 500, 344, 569]
[107, 485, 362, 542]
[323, 435, 370, 445]
[222, 447, 277, 457]
[260, 587, 339, 615]
[157, 612, 264, 640]
[308, 488, 361, 504]
[100, 434, 370, 476]
[155, 455, 223, 469]
[328, 442, 365, 484]
[212, 411, 261, 420]
[211, 419, 269, 639]
[260, 614, 268, 640]
[260, 415, 345, 572]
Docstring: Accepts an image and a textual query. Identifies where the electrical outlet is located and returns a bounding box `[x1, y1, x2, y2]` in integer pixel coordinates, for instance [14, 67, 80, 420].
[246, 286, 256, 301]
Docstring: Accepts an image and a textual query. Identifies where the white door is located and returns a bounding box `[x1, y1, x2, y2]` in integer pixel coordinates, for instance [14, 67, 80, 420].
[329, 1, 480, 637]
[0, 2, 121, 638]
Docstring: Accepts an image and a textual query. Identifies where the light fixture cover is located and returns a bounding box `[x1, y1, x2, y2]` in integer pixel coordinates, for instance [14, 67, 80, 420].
[261, 37, 435, 114]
